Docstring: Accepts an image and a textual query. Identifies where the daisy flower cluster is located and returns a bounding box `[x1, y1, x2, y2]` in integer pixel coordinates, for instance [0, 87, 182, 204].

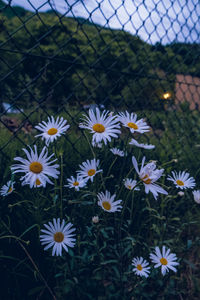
[1, 107, 198, 292]
[2, 109, 196, 201]
[132, 246, 179, 278]
[1, 109, 197, 207]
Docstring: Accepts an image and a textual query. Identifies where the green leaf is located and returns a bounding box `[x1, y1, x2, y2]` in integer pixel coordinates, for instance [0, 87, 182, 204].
[28, 286, 44, 296]
[19, 224, 39, 238]
[100, 259, 118, 265]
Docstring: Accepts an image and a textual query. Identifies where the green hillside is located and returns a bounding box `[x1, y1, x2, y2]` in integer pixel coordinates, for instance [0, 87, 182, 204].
[0, 1, 199, 110]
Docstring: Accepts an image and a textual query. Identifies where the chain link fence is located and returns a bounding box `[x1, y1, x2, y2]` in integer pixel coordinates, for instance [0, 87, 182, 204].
[0, 0, 200, 174]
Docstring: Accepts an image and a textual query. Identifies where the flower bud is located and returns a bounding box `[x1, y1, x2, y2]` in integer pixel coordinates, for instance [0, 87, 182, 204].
[92, 216, 99, 223]
[178, 191, 184, 196]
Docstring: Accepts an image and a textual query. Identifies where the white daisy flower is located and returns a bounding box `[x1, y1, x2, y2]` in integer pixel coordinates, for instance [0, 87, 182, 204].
[132, 257, 150, 278]
[193, 190, 200, 204]
[110, 147, 125, 157]
[150, 246, 179, 276]
[77, 159, 102, 182]
[167, 171, 195, 190]
[117, 111, 150, 134]
[92, 141, 103, 148]
[79, 108, 121, 145]
[35, 116, 70, 145]
[65, 175, 87, 191]
[129, 138, 155, 150]
[0, 180, 15, 196]
[124, 178, 140, 191]
[21, 177, 45, 188]
[40, 218, 76, 256]
[97, 190, 122, 213]
[11, 145, 60, 188]
[132, 156, 168, 200]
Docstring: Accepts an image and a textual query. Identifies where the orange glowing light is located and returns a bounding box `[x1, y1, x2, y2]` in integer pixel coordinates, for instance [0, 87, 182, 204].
[163, 92, 171, 100]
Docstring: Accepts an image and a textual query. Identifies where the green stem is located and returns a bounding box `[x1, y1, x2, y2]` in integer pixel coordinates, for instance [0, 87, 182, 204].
[1, 221, 57, 300]
[106, 156, 117, 178]
[8, 200, 33, 208]
[60, 153, 63, 219]
[53, 144, 58, 202]
[0, 235, 29, 244]
[83, 131, 96, 158]
[130, 191, 135, 224]
[98, 152, 114, 191]
[119, 191, 132, 230]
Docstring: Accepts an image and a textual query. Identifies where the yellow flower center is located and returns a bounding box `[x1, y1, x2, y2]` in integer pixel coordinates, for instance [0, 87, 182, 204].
[73, 181, 79, 186]
[47, 128, 58, 135]
[127, 185, 132, 190]
[36, 179, 41, 186]
[54, 232, 64, 243]
[160, 257, 168, 265]
[92, 123, 105, 133]
[176, 179, 184, 186]
[137, 264, 143, 271]
[102, 201, 111, 211]
[127, 122, 138, 130]
[88, 169, 96, 176]
[8, 187, 13, 193]
[142, 175, 151, 184]
[29, 162, 43, 174]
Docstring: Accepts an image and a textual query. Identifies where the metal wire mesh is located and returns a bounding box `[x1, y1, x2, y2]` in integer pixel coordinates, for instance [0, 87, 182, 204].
[0, 0, 200, 171]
